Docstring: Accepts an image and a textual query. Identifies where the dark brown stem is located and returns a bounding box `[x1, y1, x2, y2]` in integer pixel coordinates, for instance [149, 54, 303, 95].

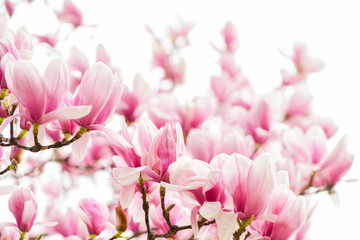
[0, 127, 88, 152]
[0, 165, 11, 175]
[160, 186, 173, 228]
[139, 175, 155, 240]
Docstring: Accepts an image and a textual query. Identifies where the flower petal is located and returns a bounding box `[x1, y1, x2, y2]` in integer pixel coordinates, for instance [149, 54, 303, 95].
[39, 105, 92, 124]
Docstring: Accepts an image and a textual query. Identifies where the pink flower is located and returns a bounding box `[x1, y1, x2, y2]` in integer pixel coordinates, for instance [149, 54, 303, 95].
[228, 99, 271, 144]
[8, 187, 38, 232]
[73, 62, 123, 127]
[251, 190, 307, 240]
[49, 208, 86, 238]
[116, 74, 152, 122]
[4, 58, 91, 124]
[221, 21, 239, 52]
[56, 0, 83, 28]
[282, 126, 327, 165]
[292, 42, 325, 75]
[316, 136, 354, 187]
[78, 198, 112, 235]
[222, 153, 276, 219]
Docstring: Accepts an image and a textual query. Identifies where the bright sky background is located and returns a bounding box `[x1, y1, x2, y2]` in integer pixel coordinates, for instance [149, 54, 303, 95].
[3, 0, 360, 239]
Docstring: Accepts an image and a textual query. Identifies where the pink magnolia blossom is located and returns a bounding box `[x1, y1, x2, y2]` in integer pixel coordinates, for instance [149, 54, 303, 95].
[8, 187, 38, 232]
[116, 74, 152, 122]
[250, 190, 307, 240]
[222, 153, 276, 219]
[284, 84, 313, 119]
[221, 21, 239, 52]
[282, 126, 327, 165]
[5, 0, 15, 17]
[177, 95, 217, 133]
[73, 62, 123, 127]
[228, 99, 271, 144]
[152, 44, 185, 85]
[167, 18, 194, 48]
[49, 208, 87, 238]
[315, 136, 354, 187]
[78, 198, 112, 235]
[292, 42, 325, 75]
[186, 128, 217, 163]
[56, 0, 83, 28]
[3, 58, 91, 125]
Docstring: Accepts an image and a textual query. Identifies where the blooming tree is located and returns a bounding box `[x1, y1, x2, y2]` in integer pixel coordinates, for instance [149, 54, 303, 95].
[0, 1, 354, 240]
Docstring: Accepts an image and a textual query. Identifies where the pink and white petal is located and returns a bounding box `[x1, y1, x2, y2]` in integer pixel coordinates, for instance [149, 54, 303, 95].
[175, 122, 185, 156]
[306, 126, 327, 164]
[190, 206, 201, 237]
[71, 132, 90, 161]
[119, 184, 136, 209]
[68, 46, 89, 74]
[77, 206, 92, 231]
[256, 214, 278, 223]
[0, 13, 8, 39]
[128, 192, 145, 223]
[20, 199, 36, 231]
[215, 211, 238, 240]
[246, 233, 270, 240]
[96, 44, 111, 65]
[99, 221, 116, 235]
[222, 153, 251, 198]
[0, 185, 14, 195]
[199, 201, 221, 219]
[10, 60, 46, 121]
[0, 113, 22, 133]
[112, 167, 145, 186]
[2, 53, 16, 90]
[39, 105, 92, 124]
[245, 153, 276, 217]
[34, 221, 58, 227]
[0, 222, 17, 228]
[93, 71, 123, 125]
[89, 124, 132, 148]
[44, 59, 70, 112]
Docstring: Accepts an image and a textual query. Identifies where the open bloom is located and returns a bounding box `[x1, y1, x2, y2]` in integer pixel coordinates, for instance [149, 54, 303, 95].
[56, 0, 83, 28]
[3, 58, 91, 125]
[8, 187, 38, 232]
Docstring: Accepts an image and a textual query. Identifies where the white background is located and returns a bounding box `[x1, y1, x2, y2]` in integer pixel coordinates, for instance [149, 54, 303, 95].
[4, 0, 360, 239]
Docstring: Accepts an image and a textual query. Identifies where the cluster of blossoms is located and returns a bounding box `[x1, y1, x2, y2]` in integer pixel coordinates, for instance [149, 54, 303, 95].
[0, 1, 354, 240]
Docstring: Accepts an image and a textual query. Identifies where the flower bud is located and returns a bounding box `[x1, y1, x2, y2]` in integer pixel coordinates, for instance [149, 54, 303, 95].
[115, 207, 128, 232]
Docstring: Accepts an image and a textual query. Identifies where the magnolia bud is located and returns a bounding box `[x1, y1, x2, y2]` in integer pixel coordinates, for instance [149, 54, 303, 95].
[115, 207, 128, 232]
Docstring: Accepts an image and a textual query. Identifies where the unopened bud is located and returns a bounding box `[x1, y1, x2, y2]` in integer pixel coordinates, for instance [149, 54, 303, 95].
[115, 207, 128, 232]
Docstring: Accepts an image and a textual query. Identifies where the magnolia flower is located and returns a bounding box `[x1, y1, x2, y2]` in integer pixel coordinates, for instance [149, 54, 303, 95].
[221, 21, 239, 52]
[56, 0, 83, 28]
[78, 198, 112, 235]
[8, 187, 38, 232]
[3, 58, 91, 125]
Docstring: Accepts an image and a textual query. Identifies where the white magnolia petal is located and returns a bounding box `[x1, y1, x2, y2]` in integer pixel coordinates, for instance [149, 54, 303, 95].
[199, 201, 221, 219]
[215, 211, 238, 240]
[71, 132, 90, 161]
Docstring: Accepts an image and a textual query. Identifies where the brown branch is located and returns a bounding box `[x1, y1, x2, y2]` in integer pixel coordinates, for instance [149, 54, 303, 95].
[0, 165, 11, 175]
